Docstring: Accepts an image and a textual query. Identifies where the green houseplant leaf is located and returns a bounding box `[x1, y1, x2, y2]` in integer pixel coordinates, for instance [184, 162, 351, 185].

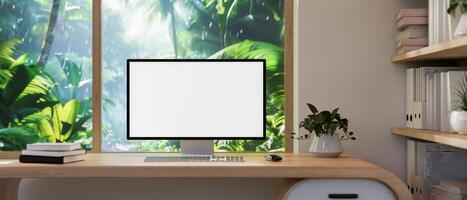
[293, 103, 356, 140]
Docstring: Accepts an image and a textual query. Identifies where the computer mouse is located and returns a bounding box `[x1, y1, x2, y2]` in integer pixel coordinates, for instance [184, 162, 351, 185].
[265, 154, 282, 162]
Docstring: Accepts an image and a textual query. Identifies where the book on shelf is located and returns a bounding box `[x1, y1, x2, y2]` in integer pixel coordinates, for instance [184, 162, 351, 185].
[21, 149, 86, 157]
[19, 154, 85, 164]
[396, 26, 428, 41]
[26, 143, 82, 151]
[430, 187, 466, 200]
[397, 45, 425, 54]
[397, 17, 429, 30]
[439, 180, 467, 195]
[397, 8, 428, 20]
[430, 180, 467, 200]
[397, 38, 428, 48]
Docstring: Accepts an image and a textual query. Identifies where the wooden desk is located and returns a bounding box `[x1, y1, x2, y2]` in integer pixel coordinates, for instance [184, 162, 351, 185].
[0, 153, 412, 200]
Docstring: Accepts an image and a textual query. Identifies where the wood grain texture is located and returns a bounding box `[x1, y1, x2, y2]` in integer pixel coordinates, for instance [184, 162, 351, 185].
[91, 0, 102, 153]
[284, 0, 294, 153]
[0, 153, 411, 200]
[0, 178, 21, 200]
[391, 36, 467, 62]
[392, 127, 467, 150]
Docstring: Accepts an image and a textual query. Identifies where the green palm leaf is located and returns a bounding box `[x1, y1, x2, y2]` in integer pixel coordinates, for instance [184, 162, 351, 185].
[0, 39, 21, 68]
[0, 127, 38, 150]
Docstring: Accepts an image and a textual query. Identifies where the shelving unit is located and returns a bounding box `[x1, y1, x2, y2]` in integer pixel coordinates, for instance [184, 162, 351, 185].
[391, 36, 467, 62]
[391, 36, 467, 150]
[392, 128, 467, 150]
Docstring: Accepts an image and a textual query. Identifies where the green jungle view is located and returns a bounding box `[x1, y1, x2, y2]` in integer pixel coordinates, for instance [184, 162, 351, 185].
[0, 0, 285, 152]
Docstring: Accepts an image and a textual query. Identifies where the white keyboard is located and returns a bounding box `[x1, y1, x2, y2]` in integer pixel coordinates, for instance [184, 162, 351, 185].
[144, 155, 244, 162]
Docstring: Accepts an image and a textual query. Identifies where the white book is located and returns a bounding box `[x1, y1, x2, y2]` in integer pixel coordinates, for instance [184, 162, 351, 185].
[434, 72, 442, 130]
[416, 67, 467, 131]
[441, 72, 450, 131]
[21, 149, 86, 157]
[427, 72, 433, 129]
[26, 143, 82, 151]
[429, 0, 434, 45]
[417, 67, 464, 129]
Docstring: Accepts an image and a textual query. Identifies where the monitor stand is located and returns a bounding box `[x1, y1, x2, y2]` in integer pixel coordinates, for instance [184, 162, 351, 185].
[180, 140, 213, 156]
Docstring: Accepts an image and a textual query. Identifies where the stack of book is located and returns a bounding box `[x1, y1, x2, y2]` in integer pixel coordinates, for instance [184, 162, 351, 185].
[20, 143, 86, 164]
[396, 9, 429, 54]
[405, 67, 467, 131]
[431, 180, 467, 200]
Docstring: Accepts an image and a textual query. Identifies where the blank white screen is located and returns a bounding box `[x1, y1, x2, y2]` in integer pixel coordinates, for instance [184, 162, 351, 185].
[128, 61, 264, 138]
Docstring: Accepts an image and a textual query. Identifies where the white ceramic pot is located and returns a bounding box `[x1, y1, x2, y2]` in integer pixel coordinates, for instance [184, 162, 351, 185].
[450, 111, 467, 134]
[454, 14, 467, 38]
[308, 133, 343, 158]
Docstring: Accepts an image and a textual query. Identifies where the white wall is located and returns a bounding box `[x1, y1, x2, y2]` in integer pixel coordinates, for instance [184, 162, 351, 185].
[297, 0, 426, 180]
[19, 1, 428, 199]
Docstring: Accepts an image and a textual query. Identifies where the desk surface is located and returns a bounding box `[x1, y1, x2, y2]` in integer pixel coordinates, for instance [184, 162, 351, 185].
[0, 153, 412, 200]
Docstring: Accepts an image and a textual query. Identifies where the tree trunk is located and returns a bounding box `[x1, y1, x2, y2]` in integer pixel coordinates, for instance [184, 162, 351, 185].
[38, 0, 61, 67]
[169, 3, 178, 58]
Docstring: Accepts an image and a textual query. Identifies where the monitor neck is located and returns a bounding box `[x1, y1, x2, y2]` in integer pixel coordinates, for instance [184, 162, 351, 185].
[180, 140, 214, 156]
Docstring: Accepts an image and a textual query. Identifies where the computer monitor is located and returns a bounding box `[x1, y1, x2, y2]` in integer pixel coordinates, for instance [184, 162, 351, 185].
[127, 59, 266, 155]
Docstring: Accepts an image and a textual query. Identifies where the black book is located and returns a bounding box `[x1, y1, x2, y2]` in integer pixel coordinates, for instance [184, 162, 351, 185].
[19, 154, 84, 164]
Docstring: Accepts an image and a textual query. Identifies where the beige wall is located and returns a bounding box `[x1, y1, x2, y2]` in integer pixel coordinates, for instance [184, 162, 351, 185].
[297, 0, 426, 179]
[18, 1, 428, 199]
[19, 178, 279, 200]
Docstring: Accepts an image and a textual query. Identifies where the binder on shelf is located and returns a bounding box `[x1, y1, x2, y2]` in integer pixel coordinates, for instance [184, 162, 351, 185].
[414, 101, 424, 129]
[407, 139, 416, 194]
[406, 68, 415, 128]
[410, 141, 456, 200]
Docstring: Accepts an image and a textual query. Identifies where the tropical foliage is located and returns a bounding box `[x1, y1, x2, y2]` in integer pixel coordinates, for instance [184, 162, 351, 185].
[1, 0, 285, 152]
[101, 0, 286, 152]
[0, 0, 93, 151]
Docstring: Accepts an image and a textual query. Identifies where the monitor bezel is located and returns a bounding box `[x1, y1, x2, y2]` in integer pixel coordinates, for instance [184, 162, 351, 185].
[126, 59, 267, 140]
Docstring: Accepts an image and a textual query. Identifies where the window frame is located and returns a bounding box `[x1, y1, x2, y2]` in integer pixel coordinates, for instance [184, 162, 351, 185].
[0, 0, 294, 157]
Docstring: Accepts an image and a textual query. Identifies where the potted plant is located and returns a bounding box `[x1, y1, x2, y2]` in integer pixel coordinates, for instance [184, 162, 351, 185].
[292, 103, 356, 158]
[450, 73, 467, 134]
[448, 0, 467, 37]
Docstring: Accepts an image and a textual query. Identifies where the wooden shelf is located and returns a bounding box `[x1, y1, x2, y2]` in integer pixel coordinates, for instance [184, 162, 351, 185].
[391, 36, 467, 63]
[392, 127, 467, 150]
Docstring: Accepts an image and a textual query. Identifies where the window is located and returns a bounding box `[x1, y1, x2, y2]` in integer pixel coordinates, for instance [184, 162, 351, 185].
[0, 0, 291, 153]
[0, 0, 93, 151]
